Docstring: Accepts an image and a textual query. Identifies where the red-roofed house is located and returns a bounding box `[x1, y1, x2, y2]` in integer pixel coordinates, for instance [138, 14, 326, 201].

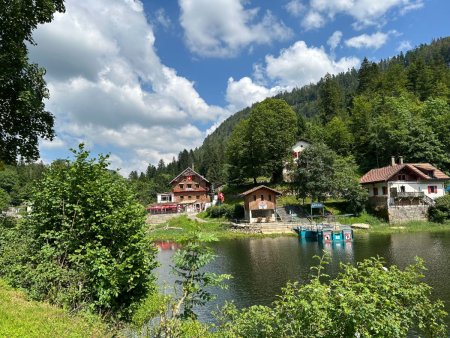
[360, 156, 449, 222]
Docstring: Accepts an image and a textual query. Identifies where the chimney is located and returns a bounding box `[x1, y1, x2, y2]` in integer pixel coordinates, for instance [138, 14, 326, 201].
[399, 156, 404, 165]
[391, 156, 396, 166]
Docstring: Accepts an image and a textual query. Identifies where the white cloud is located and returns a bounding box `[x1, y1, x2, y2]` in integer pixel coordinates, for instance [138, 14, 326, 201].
[40, 137, 66, 150]
[265, 41, 360, 88]
[345, 31, 389, 49]
[327, 31, 343, 51]
[29, 0, 229, 175]
[303, 0, 424, 29]
[302, 11, 325, 30]
[226, 77, 282, 112]
[397, 40, 412, 51]
[285, 0, 305, 17]
[178, 0, 292, 57]
[154, 8, 171, 29]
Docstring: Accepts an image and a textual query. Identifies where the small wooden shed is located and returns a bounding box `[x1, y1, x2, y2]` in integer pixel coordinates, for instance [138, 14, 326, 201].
[240, 185, 282, 223]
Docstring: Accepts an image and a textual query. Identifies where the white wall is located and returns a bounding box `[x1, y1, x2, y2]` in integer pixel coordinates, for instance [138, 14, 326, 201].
[366, 181, 445, 199]
[157, 193, 174, 203]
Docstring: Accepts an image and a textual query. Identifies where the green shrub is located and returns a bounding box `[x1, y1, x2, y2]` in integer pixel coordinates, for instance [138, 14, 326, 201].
[206, 204, 244, 219]
[429, 195, 450, 223]
[216, 255, 448, 337]
[0, 145, 157, 319]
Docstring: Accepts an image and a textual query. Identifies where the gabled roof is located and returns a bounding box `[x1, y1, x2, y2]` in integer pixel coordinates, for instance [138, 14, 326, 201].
[170, 167, 210, 184]
[239, 185, 282, 197]
[360, 163, 449, 184]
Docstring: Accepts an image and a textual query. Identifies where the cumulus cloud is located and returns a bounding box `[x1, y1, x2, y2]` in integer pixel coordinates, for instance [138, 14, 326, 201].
[302, 0, 424, 29]
[285, 0, 305, 17]
[345, 31, 390, 49]
[327, 30, 343, 51]
[221, 40, 359, 123]
[155, 8, 171, 29]
[178, 0, 292, 57]
[265, 41, 360, 88]
[302, 11, 325, 30]
[226, 77, 282, 112]
[30, 0, 228, 175]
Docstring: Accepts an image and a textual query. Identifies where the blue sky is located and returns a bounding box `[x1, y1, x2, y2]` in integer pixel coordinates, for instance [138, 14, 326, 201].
[29, 0, 449, 175]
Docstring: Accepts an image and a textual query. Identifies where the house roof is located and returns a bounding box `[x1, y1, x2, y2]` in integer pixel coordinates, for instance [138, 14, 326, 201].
[239, 185, 282, 197]
[360, 163, 449, 184]
[169, 167, 210, 184]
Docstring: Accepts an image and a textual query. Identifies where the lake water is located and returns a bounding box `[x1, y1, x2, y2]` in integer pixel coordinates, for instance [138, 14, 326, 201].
[155, 232, 450, 327]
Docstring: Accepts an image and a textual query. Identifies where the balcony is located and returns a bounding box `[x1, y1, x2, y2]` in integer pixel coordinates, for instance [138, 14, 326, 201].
[394, 191, 424, 198]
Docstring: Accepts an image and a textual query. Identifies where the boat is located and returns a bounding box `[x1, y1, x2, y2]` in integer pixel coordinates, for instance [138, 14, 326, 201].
[294, 224, 353, 242]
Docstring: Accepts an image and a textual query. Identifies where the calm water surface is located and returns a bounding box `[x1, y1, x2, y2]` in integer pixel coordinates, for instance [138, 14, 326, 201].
[155, 232, 450, 326]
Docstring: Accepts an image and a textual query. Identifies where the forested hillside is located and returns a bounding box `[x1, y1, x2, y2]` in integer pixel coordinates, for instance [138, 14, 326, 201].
[126, 37, 450, 202]
[194, 37, 450, 182]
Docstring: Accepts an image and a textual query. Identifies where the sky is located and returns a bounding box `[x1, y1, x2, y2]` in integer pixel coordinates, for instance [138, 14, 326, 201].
[30, 0, 450, 175]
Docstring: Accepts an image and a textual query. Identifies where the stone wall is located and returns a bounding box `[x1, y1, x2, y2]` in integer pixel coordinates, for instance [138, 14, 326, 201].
[388, 205, 428, 224]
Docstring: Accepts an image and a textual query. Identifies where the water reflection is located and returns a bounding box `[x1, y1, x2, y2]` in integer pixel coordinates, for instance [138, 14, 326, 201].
[155, 232, 450, 326]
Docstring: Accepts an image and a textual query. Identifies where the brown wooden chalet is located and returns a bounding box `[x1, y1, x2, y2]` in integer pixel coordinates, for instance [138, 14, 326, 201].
[170, 167, 211, 212]
[240, 185, 282, 223]
[360, 156, 449, 210]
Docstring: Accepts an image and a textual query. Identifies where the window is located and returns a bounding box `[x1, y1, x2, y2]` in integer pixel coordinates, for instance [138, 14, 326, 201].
[180, 196, 184, 200]
[373, 187, 378, 196]
[261, 194, 264, 201]
[253, 195, 256, 201]
[269, 194, 272, 201]
[179, 184, 184, 189]
[196, 195, 200, 199]
[400, 186, 405, 193]
[382, 186, 387, 195]
[188, 195, 192, 199]
[187, 184, 192, 189]
[428, 186, 438, 194]
[398, 174, 406, 181]
[195, 184, 199, 188]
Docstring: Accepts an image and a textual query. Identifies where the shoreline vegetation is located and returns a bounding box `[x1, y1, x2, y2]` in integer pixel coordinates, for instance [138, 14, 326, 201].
[146, 213, 450, 243]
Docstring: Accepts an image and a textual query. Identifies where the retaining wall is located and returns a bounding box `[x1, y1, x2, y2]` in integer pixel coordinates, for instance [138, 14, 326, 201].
[388, 205, 428, 224]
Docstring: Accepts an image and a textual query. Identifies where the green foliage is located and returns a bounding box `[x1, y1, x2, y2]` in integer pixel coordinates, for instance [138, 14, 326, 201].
[295, 143, 337, 202]
[0, 188, 10, 211]
[0, 0, 65, 164]
[137, 231, 230, 337]
[172, 231, 232, 320]
[0, 145, 157, 319]
[226, 98, 298, 183]
[429, 195, 450, 223]
[216, 255, 448, 337]
[206, 204, 244, 219]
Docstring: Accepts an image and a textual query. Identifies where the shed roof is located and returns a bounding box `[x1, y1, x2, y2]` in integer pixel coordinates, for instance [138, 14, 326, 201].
[360, 163, 449, 184]
[239, 185, 282, 197]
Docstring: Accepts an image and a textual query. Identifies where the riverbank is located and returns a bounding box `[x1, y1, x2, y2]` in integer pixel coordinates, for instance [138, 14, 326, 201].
[147, 214, 450, 242]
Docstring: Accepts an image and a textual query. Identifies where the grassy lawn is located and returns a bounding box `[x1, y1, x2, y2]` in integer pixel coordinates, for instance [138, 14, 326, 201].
[146, 215, 286, 242]
[0, 280, 112, 338]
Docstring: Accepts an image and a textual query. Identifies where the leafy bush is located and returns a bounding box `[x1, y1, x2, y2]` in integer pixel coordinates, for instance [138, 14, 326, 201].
[429, 194, 450, 223]
[206, 204, 244, 219]
[0, 145, 157, 319]
[216, 254, 448, 337]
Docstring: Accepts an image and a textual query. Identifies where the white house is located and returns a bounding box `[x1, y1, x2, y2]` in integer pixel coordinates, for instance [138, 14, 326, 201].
[292, 140, 311, 160]
[283, 140, 311, 182]
[360, 156, 449, 223]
